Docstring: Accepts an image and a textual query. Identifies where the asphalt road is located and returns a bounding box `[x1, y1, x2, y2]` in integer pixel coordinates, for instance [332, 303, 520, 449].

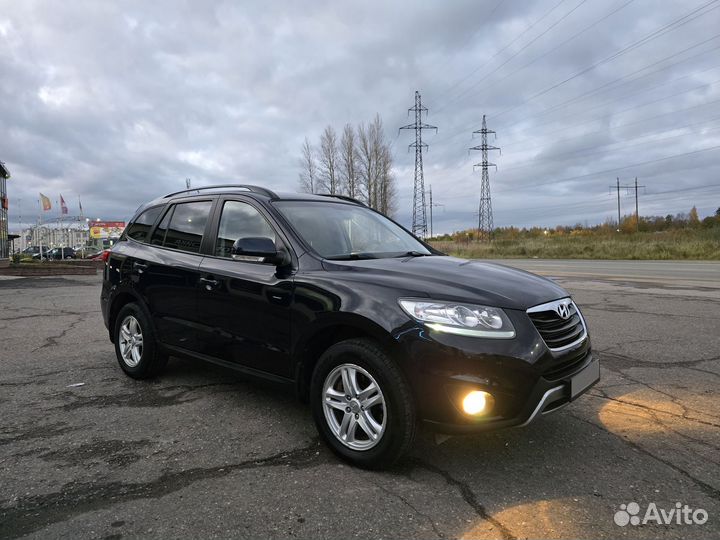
[1, 261, 719, 539]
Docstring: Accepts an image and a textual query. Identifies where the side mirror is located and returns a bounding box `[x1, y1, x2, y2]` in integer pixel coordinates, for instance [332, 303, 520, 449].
[231, 237, 284, 265]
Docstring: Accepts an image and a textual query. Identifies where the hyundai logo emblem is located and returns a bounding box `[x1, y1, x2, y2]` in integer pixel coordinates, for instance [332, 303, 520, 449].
[556, 303, 571, 319]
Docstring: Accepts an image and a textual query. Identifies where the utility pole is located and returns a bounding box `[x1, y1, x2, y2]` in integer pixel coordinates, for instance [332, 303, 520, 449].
[469, 115, 500, 242]
[610, 177, 645, 232]
[632, 177, 646, 232]
[426, 184, 444, 239]
[634, 177, 639, 230]
[616, 177, 621, 232]
[400, 91, 437, 239]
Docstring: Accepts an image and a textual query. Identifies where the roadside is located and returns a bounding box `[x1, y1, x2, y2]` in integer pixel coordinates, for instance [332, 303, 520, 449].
[431, 229, 720, 260]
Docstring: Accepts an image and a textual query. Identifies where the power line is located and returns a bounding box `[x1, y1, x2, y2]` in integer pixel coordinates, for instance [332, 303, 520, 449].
[610, 177, 646, 230]
[430, 32, 720, 148]
[399, 91, 437, 239]
[469, 115, 500, 242]
[425, 0, 507, 82]
[426, 184, 444, 238]
[454, 0, 638, 109]
[501, 97, 720, 151]
[500, 39, 720, 131]
[435, 0, 569, 111]
[433, 144, 720, 201]
[496, 145, 720, 193]
[436, 0, 589, 113]
[445, 183, 720, 223]
[502, 119, 720, 173]
[490, 0, 720, 120]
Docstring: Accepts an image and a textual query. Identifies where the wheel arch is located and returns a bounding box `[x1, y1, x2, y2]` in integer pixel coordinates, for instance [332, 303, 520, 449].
[107, 289, 146, 343]
[293, 315, 406, 401]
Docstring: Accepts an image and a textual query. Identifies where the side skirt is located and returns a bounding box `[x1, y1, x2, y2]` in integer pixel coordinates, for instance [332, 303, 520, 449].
[161, 343, 296, 388]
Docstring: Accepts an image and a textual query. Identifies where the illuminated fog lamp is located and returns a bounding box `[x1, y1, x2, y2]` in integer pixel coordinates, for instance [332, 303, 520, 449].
[462, 390, 493, 415]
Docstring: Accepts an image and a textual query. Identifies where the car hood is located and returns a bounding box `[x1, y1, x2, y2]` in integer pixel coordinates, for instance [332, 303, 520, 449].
[322, 255, 568, 310]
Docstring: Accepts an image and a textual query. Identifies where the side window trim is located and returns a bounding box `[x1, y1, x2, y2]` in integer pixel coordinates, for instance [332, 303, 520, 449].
[200, 198, 221, 255]
[125, 204, 165, 244]
[149, 204, 174, 247]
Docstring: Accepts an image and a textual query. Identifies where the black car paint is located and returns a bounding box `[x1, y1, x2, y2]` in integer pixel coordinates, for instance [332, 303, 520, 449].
[102, 191, 595, 432]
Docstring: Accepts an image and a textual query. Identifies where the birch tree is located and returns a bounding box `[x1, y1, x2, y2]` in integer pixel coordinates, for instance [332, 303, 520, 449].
[301, 115, 396, 213]
[339, 124, 358, 199]
[317, 126, 340, 195]
[298, 137, 317, 193]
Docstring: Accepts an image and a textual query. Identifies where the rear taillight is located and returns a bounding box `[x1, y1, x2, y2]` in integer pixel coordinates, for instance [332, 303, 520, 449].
[101, 249, 111, 263]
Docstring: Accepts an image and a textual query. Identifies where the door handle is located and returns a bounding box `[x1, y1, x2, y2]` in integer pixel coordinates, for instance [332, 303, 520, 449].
[200, 277, 220, 290]
[133, 262, 149, 274]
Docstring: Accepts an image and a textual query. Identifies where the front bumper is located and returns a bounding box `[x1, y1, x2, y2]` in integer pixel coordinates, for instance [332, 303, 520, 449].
[394, 312, 599, 434]
[422, 354, 598, 434]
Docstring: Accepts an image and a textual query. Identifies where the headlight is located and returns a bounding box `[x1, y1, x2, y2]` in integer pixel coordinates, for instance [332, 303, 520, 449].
[398, 298, 516, 338]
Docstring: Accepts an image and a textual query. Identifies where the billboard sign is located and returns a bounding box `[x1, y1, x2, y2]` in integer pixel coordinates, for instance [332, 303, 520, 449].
[90, 221, 125, 239]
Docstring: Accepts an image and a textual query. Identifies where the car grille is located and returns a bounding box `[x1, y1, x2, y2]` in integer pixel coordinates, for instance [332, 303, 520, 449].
[543, 349, 590, 380]
[528, 299, 586, 351]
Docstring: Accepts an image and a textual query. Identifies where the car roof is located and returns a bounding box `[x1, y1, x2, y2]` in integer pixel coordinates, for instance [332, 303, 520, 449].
[136, 185, 363, 218]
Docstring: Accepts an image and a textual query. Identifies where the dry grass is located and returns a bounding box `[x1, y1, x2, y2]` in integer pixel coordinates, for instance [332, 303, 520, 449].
[430, 229, 720, 260]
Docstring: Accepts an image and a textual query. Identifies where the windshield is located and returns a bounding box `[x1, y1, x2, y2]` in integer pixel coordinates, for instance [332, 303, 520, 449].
[273, 200, 432, 259]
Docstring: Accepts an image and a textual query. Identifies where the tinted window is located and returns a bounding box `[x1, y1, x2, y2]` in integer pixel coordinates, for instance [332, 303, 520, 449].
[151, 207, 173, 246]
[215, 201, 276, 258]
[126, 206, 163, 243]
[163, 201, 212, 253]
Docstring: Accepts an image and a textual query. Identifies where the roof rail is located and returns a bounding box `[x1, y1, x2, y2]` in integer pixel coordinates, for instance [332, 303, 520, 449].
[318, 194, 366, 206]
[163, 184, 278, 199]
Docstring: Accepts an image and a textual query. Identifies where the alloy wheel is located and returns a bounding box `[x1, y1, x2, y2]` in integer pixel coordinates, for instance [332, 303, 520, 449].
[118, 315, 143, 368]
[322, 363, 387, 451]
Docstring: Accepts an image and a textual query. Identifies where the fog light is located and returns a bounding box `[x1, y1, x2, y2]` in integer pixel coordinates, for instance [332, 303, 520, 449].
[462, 390, 492, 415]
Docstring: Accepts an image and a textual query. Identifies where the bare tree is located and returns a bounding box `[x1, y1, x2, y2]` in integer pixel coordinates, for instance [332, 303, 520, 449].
[298, 137, 317, 193]
[378, 143, 396, 216]
[356, 114, 396, 213]
[317, 126, 340, 195]
[356, 122, 372, 206]
[301, 115, 396, 213]
[339, 124, 358, 198]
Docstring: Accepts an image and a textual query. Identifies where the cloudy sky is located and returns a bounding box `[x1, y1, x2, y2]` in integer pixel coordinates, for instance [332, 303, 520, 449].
[2, 0, 720, 234]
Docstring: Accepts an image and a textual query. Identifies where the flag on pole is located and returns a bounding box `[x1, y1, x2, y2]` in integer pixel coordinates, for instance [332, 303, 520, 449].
[40, 193, 52, 211]
[60, 194, 68, 215]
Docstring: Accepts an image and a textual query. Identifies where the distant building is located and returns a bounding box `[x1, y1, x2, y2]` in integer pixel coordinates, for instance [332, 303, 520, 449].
[14, 226, 90, 252]
[0, 161, 10, 266]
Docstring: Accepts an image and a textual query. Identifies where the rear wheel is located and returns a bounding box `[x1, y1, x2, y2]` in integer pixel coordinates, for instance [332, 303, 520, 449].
[113, 302, 168, 379]
[310, 338, 416, 469]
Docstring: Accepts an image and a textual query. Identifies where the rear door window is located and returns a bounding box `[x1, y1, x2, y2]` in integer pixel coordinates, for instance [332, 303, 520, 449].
[162, 201, 213, 254]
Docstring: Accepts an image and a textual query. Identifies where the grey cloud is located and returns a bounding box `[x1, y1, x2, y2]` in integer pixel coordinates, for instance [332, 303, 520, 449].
[1, 0, 719, 232]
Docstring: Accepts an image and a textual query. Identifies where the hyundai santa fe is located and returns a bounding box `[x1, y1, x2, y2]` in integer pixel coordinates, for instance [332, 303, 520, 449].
[101, 184, 599, 468]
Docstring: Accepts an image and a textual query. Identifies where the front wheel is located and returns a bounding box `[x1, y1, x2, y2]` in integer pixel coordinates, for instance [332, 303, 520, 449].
[310, 338, 416, 469]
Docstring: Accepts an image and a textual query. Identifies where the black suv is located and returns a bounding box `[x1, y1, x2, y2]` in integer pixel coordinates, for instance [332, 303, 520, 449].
[101, 185, 599, 468]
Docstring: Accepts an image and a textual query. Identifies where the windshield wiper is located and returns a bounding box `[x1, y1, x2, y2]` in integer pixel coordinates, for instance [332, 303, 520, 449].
[325, 252, 378, 260]
[393, 251, 430, 258]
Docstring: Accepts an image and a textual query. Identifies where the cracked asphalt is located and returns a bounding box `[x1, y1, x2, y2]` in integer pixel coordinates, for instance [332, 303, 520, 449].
[1, 263, 719, 539]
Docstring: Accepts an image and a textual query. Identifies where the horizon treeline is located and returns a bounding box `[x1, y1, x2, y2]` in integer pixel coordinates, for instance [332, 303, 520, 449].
[434, 206, 720, 242]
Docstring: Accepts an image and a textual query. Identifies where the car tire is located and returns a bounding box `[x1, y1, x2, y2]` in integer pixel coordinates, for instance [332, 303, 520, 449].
[310, 338, 416, 469]
[113, 302, 168, 379]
